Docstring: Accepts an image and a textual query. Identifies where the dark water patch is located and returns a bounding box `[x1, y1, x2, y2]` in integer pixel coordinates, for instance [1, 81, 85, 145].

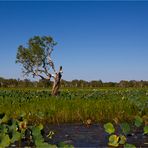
[43, 124, 148, 147]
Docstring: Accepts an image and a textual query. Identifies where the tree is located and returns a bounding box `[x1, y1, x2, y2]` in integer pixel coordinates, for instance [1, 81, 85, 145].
[16, 35, 63, 95]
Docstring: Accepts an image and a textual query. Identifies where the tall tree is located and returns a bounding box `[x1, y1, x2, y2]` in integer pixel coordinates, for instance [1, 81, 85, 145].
[16, 35, 63, 95]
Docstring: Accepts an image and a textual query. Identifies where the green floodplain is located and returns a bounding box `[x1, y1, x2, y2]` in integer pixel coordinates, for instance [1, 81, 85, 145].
[0, 87, 147, 124]
[0, 87, 148, 147]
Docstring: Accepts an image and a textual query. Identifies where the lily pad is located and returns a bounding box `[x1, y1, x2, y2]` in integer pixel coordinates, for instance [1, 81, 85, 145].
[120, 122, 130, 135]
[108, 134, 119, 147]
[144, 125, 148, 134]
[119, 135, 126, 144]
[104, 122, 115, 134]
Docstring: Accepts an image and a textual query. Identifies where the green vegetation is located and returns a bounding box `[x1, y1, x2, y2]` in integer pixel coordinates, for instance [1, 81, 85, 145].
[104, 116, 147, 147]
[0, 88, 147, 124]
[2, 77, 148, 88]
[0, 88, 147, 147]
[0, 114, 73, 147]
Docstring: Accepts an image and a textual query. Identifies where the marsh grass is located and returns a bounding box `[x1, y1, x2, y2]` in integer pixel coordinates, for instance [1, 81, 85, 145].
[0, 88, 147, 124]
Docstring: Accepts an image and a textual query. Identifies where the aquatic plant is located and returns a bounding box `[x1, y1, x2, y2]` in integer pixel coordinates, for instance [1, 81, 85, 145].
[104, 122, 136, 147]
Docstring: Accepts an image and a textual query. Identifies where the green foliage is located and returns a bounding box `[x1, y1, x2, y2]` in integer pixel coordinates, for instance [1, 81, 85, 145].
[134, 116, 143, 127]
[104, 123, 115, 134]
[0, 133, 11, 147]
[10, 131, 21, 143]
[0, 114, 9, 124]
[0, 117, 22, 147]
[0, 124, 8, 134]
[119, 135, 127, 145]
[104, 121, 137, 148]
[143, 125, 148, 134]
[31, 125, 44, 144]
[58, 142, 74, 148]
[104, 124, 128, 147]
[16, 35, 57, 77]
[0, 115, 62, 147]
[108, 134, 119, 147]
[120, 122, 131, 135]
[31, 124, 56, 147]
[124, 143, 136, 148]
[0, 88, 147, 147]
[0, 88, 147, 123]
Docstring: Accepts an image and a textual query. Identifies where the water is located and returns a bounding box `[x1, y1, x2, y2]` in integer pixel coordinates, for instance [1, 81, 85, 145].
[44, 123, 148, 147]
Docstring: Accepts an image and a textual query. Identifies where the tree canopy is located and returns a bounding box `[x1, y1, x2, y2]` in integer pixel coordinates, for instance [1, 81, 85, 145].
[16, 36, 57, 80]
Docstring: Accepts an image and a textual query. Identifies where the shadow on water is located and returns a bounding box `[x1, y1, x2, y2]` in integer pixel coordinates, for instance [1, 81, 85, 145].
[43, 124, 148, 147]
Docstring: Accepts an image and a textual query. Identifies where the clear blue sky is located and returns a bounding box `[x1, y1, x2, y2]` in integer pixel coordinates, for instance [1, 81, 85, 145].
[0, 1, 148, 82]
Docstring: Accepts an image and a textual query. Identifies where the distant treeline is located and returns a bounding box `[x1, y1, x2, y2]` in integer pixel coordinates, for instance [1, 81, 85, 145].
[0, 77, 148, 88]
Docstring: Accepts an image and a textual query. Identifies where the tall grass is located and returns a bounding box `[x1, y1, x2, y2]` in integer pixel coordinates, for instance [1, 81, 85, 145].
[1, 88, 147, 124]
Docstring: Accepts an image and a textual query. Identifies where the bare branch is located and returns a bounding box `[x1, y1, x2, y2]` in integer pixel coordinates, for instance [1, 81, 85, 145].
[47, 56, 56, 73]
[38, 74, 47, 80]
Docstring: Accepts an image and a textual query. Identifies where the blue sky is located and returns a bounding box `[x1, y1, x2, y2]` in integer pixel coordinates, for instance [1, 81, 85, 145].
[0, 1, 148, 82]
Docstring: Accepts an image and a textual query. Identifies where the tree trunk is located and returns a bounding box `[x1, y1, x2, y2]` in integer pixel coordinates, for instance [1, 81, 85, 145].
[52, 72, 62, 96]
